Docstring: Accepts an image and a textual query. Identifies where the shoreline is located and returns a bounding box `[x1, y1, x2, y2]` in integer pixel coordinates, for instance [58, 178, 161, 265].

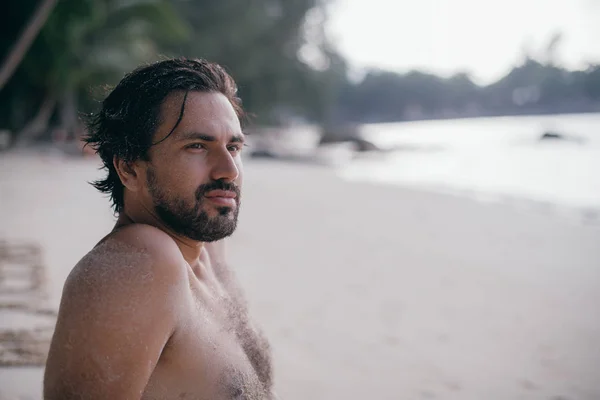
[3, 146, 599, 227]
[1, 147, 598, 230]
[337, 172, 600, 228]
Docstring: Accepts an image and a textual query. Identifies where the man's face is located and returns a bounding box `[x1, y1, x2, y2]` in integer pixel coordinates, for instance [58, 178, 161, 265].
[142, 91, 244, 242]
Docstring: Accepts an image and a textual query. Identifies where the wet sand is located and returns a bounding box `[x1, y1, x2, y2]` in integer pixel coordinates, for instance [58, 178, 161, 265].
[1, 151, 599, 399]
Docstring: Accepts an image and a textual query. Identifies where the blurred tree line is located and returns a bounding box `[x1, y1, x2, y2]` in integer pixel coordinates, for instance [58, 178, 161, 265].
[1, 1, 599, 147]
[334, 59, 600, 125]
[332, 32, 600, 126]
[0, 0, 344, 145]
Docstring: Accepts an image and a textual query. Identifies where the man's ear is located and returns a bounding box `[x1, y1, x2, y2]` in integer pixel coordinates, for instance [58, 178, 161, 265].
[113, 156, 144, 192]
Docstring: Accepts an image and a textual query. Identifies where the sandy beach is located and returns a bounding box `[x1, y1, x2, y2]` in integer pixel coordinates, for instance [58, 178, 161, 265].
[1, 151, 599, 399]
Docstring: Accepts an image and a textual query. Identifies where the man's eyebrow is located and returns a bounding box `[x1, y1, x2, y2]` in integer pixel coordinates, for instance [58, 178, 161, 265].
[230, 134, 245, 143]
[179, 132, 245, 143]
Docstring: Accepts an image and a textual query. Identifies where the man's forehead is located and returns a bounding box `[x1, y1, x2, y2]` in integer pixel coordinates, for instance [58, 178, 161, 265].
[159, 91, 242, 140]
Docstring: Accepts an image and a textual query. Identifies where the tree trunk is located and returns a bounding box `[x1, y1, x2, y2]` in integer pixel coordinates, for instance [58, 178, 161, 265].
[0, 0, 59, 91]
[14, 92, 57, 147]
[59, 88, 78, 140]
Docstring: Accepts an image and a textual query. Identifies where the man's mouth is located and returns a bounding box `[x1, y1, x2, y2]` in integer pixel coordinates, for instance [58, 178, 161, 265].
[204, 190, 237, 207]
[204, 190, 237, 198]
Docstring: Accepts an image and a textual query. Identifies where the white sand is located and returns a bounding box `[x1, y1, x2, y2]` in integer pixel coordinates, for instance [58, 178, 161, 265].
[1, 151, 599, 400]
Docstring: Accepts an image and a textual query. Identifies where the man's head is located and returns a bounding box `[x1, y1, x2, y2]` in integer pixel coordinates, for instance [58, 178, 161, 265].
[84, 58, 245, 242]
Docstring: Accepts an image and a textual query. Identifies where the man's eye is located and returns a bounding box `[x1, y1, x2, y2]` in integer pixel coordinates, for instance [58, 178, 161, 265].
[188, 143, 206, 150]
[227, 145, 242, 152]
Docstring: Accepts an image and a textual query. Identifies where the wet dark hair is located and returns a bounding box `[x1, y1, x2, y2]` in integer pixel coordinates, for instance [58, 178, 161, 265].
[83, 57, 244, 214]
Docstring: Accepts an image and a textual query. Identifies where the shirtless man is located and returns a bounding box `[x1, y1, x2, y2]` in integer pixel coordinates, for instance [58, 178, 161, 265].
[44, 58, 274, 399]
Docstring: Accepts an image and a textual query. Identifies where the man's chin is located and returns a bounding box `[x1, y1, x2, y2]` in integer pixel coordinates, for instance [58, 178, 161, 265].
[201, 204, 237, 218]
[189, 225, 237, 242]
[185, 213, 238, 242]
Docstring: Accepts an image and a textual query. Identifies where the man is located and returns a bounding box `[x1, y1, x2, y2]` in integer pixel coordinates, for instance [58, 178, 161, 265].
[44, 58, 274, 399]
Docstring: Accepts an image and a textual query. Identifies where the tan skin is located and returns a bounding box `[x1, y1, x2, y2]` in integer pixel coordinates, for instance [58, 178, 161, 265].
[44, 91, 274, 399]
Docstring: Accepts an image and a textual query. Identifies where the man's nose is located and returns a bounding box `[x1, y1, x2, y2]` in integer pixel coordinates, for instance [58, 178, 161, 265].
[210, 151, 239, 182]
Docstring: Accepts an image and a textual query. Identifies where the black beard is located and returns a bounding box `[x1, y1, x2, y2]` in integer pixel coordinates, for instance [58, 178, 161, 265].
[147, 169, 241, 242]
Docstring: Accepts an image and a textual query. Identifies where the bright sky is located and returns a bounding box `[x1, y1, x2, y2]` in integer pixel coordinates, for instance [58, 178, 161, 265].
[326, 0, 600, 84]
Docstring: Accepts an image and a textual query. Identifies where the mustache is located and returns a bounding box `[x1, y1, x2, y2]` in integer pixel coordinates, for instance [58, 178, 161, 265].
[196, 180, 241, 200]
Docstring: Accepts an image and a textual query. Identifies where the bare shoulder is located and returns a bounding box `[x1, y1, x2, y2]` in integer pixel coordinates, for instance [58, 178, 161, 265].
[66, 224, 186, 293]
[44, 224, 188, 398]
[56, 223, 189, 342]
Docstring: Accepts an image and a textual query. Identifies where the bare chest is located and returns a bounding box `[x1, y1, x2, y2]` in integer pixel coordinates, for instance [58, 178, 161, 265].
[143, 287, 273, 400]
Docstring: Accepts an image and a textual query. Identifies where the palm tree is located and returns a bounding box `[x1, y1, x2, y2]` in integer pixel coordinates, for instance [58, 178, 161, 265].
[0, 0, 58, 91]
[14, 0, 189, 146]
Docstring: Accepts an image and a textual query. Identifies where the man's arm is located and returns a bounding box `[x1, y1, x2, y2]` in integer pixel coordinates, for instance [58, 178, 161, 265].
[44, 226, 187, 399]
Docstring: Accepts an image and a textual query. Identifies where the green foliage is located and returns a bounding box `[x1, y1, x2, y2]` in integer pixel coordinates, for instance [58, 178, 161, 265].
[0, 0, 338, 139]
[1, 0, 193, 136]
[168, 0, 337, 124]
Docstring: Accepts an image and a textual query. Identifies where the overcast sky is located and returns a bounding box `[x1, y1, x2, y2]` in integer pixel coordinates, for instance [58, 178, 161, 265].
[326, 0, 600, 84]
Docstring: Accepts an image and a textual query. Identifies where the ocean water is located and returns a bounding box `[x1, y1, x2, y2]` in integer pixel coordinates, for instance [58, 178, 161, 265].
[339, 113, 600, 219]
